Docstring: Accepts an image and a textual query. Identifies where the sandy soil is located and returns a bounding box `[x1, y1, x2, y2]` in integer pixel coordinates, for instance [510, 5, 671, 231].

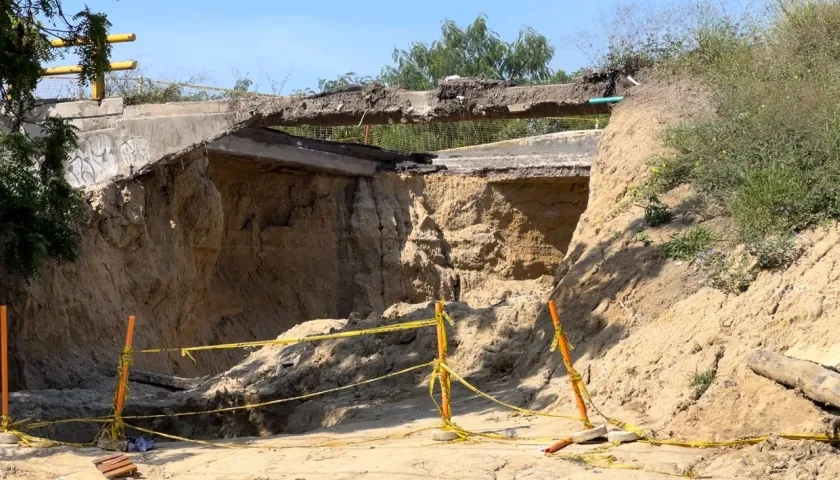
[4, 380, 838, 480]
[0, 388, 803, 480]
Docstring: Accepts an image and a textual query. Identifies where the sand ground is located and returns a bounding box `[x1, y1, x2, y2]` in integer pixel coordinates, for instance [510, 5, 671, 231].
[1, 387, 828, 480]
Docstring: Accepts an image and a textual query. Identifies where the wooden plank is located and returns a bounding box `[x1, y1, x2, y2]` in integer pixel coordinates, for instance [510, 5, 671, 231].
[104, 464, 137, 479]
[748, 349, 840, 408]
[99, 455, 128, 466]
[98, 458, 132, 473]
[93, 453, 124, 465]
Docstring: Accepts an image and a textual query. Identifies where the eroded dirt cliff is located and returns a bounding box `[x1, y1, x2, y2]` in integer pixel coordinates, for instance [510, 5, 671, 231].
[1, 150, 586, 391]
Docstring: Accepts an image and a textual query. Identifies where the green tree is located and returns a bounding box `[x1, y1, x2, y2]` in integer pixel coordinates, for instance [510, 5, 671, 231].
[0, 1, 112, 280]
[316, 14, 563, 93]
[380, 14, 556, 90]
[318, 72, 375, 93]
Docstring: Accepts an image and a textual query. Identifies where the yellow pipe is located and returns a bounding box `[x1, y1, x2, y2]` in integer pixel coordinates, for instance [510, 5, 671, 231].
[50, 33, 136, 48]
[42, 61, 137, 76]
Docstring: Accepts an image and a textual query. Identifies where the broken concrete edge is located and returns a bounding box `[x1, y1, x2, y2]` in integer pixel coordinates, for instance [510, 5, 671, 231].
[240, 78, 618, 127]
[56, 76, 619, 188]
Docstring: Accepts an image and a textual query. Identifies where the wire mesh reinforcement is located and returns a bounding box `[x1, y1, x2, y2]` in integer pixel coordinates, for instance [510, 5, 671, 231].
[35, 76, 88, 100]
[282, 116, 609, 154]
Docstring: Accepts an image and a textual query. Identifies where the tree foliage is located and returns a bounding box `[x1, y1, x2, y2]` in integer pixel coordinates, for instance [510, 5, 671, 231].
[301, 15, 582, 154]
[317, 14, 565, 92]
[380, 14, 556, 89]
[0, 0, 112, 280]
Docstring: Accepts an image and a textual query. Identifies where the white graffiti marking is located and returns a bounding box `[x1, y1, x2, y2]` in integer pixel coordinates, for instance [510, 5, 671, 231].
[67, 135, 151, 187]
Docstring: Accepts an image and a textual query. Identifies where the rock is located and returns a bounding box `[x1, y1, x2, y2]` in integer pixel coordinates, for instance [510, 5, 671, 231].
[607, 429, 640, 444]
[572, 425, 608, 443]
[431, 430, 460, 442]
[0, 432, 18, 445]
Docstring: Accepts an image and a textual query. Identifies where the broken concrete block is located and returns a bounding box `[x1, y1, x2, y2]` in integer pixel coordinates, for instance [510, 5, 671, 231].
[572, 424, 608, 443]
[431, 430, 460, 442]
[607, 429, 641, 444]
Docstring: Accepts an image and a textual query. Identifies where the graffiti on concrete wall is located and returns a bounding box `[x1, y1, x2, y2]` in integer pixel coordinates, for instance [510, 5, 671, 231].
[66, 134, 151, 187]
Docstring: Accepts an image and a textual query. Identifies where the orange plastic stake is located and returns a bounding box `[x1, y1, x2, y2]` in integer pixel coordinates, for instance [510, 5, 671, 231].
[435, 302, 452, 421]
[364, 124, 371, 144]
[548, 300, 592, 429]
[544, 436, 574, 454]
[1, 305, 7, 423]
[114, 315, 136, 416]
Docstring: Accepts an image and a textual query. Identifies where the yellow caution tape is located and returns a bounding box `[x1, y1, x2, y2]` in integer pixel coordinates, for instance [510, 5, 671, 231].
[122, 361, 433, 421]
[16, 361, 433, 433]
[439, 363, 582, 421]
[140, 318, 438, 357]
[549, 323, 573, 352]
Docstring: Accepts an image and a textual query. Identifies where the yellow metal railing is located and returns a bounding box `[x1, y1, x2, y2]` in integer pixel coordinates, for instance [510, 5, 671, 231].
[45, 33, 137, 100]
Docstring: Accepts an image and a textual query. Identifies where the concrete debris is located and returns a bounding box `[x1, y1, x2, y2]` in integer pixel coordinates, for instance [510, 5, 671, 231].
[571, 425, 608, 443]
[607, 429, 641, 444]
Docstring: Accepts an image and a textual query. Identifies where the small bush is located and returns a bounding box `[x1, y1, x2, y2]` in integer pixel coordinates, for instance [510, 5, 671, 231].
[644, 195, 673, 227]
[647, 153, 695, 192]
[689, 368, 716, 399]
[647, 2, 840, 268]
[636, 231, 653, 246]
[696, 249, 755, 293]
[747, 234, 800, 270]
[662, 226, 718, 261]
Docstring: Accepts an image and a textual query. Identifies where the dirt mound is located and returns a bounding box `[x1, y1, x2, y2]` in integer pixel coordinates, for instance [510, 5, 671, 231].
[170, 296, 545, 437]
[507, 75, 840, 445]
[9, 297, 550, 442]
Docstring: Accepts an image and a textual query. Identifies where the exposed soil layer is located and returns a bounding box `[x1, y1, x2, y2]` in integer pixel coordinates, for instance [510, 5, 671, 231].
[0, 151, 587, 391]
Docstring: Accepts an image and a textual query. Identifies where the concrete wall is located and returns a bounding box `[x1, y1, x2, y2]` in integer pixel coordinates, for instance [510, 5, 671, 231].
[13, 98, 247, 188]
[432, 130, 599, 182]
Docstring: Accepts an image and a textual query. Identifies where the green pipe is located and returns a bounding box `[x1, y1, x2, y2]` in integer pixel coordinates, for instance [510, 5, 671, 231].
[589, 96, 624, 105]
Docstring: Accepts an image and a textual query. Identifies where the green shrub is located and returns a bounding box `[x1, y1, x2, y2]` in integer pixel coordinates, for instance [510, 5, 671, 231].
[647, 153, 695, 192]
[661, 226, 717, 261]
[747, 234, 800, 270]
[636, 2, 840, 269]
[636, 231, 653, 246]
[697, 249, 755, 293]
[689, 368, 716, 399]
[644, 195, 673, 227]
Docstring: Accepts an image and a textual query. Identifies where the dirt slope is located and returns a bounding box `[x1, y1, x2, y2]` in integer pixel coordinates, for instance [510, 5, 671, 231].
[513, 77, 838, 443]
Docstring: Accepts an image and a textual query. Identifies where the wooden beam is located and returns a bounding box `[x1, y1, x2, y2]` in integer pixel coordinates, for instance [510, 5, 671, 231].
[748, 349, 840, 408]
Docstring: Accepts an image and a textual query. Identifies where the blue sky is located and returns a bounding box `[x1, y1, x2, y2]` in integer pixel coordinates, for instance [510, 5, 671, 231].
[45, 0, 762, 94]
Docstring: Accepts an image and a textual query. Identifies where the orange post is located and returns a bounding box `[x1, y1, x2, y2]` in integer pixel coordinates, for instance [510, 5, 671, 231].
[114, 315, 136, 416]
[435, 302, 451, 421]
[1, 305, 7, 423]
[363, 124, 371, 144]
[548, 300, 592, 429]
[544, 436, 574, 454]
